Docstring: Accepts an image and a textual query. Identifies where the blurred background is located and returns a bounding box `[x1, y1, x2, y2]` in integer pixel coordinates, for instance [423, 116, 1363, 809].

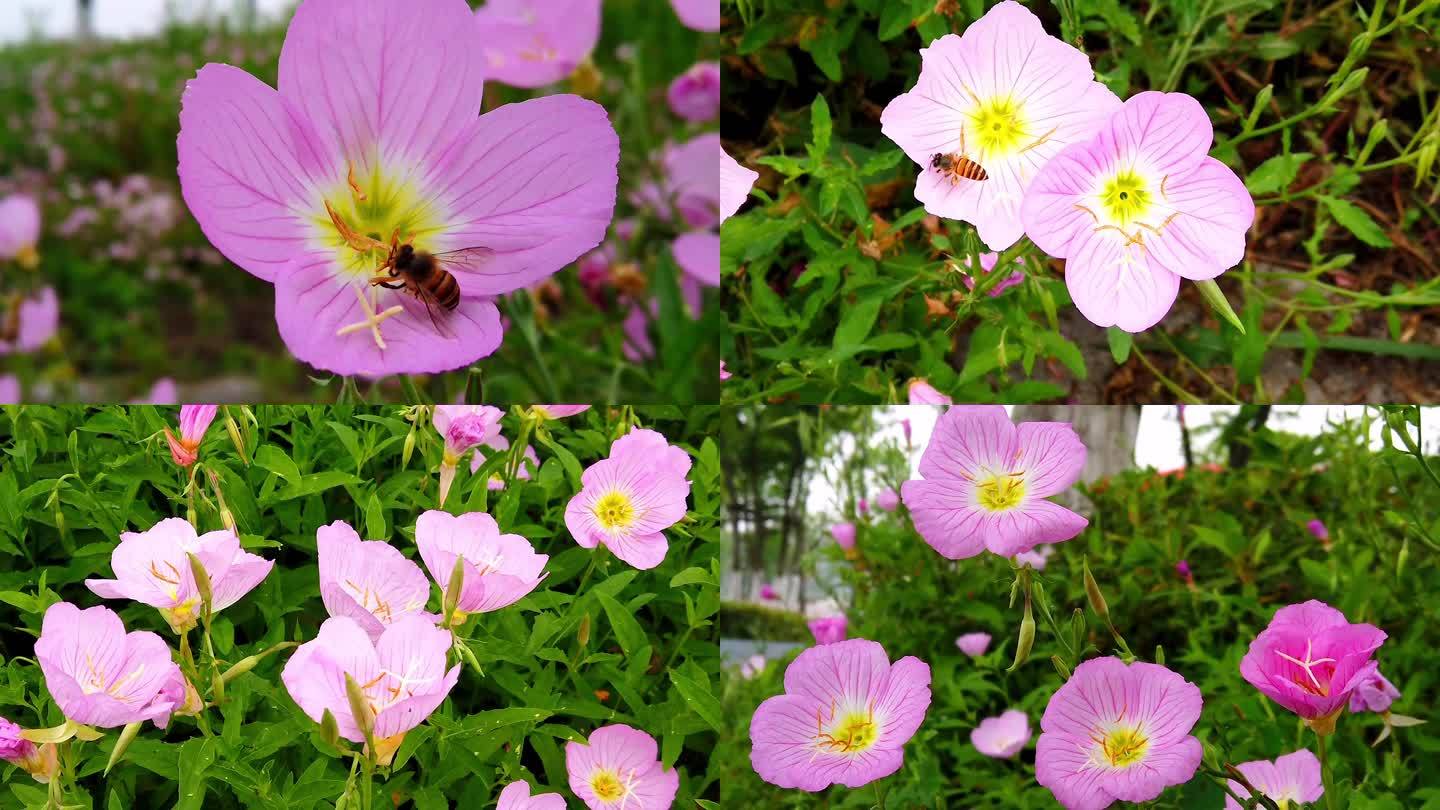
[0, 0, 720, 402]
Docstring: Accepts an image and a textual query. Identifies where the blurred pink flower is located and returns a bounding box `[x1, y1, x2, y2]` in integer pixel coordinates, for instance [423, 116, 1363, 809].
[1013, 545, 1053, 570]
[85, 517, 274, 632]
[136, 378, 179, 404]
[565, 428, 692, 570]
[808, 615, 847, 645]
[720, 148, 757, 223]
[720, 360, 731, 381]
[1036, 657, 1203, 809]
[497, 780, 565, 810]
[971, 709, 1029, 759]
[961, 254, 1026, 297]
[750, 638, 930, 790]
[902, 406, 1088, 559]
[0, 375, 18, 404]
[875, 488, 899, 511]
[0, 717, 56, 783]
[317, 521, 435, 641]
[857, 497, 869, 515]
[35, 603, 183, 728]
[902, 418, 912, 442]
[164, 404, 218, 467]
[1240, 600, 1386, 726]
[566, 724, 679, 810]
[533, 405, 591, 419]
[759, 583, 778, 600]
[473, 0, 601, 88]
[56, 207, 97, 238]
[0, 194, 41, 268]
[955, 632, 991, 657]
[828, 522, 856, 551]
[433, 405, 504, 461]
[1224, 750, 1323, 810]
[177, 0, 618, 376]
[0, 287, 59, 354]
[667, 61, 720, 122]
[1306, 518, 1330, 543]
[415, 510, 548, 619]
[740, 654, 767, 680]
[1349, 668, 1400, 713]
[880, 1, 1119, 251]
[907, 378, 951, 405]
[1021, 92, 1255, 332]
[281, 615, 460, 764]
[668, 0, 719, 31]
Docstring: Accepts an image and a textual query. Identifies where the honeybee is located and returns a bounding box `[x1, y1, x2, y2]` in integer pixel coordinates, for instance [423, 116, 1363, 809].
[0, 296, 19, 344]
[370, 237, 496, 336]
[929, 150, 988, 184]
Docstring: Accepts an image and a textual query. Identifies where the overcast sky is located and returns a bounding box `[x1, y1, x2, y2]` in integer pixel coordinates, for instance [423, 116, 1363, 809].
[0, 0, 292, 43]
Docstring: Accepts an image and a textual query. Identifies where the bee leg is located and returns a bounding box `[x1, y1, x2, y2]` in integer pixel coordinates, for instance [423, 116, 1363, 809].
[369, 276, 405, 289]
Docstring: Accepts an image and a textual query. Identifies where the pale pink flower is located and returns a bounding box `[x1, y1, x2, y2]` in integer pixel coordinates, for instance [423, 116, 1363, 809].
[808, 615, 847, 645]
[433, 404, 504, 505]
[415, 510, 548, 620]
[719, 360, 731, 381]
[971, 709, 1029, 759]
[857, 497, 869, 515]
[532, 405, 592, 419]
[566, 724, 679, 810]
[1240, 600, 1386, 723]
[1015, 544, 1055, 570]
[668, 0, 718, 31]
[497, 780, 566, 810]
[564, 428, 692, 570]
[740, 654, 767, 680]
[955, 632, 991, 657]
[720, 148, 757, 223]
[902, 406, 1088, 559]
[907, 378, 952, 405]
[667, 61, 719, 123]
[35, 603, 184, 728]
[1021, 92, 1255, 332]
[880, 1, 1120, 250]
[0, 717, 57, 783]
[473, 0, 601, 89]
[1349, 668, 1400, 713]
[136, 378, 178, 404]
[874, 488, 899, 511]
[317, 521, 435, 641]
[1224, 750, 1323, 810]
[750, 638, 931, 790]
[0, 376, 18, 404]
[0, 287, 59, 354]
[85, 517, 273, 633]
[829, 522, 856, 551]
[164, 404, 218, 467]
[0, 194, 41, 267]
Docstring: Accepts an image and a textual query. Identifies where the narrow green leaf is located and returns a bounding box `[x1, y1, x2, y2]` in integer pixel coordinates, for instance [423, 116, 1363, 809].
[1195, 279, 1246, 335]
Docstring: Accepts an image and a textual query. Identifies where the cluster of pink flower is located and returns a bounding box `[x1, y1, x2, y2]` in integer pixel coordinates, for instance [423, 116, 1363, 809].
[0, 192, 56, 403]
[0, 402, 693, 808]
[747, 405, 1403, 809]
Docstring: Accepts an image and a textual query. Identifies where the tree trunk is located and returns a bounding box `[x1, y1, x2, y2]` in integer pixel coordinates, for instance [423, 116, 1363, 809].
[1010, 405, 1141, 511]
[76, 0, 94, 39]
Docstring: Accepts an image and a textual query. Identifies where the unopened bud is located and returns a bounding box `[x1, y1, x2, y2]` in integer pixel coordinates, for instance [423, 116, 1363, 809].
[344, 674, 375, 744]
[223, 408, 246, 463]
[437, 459, 457, 508]
[1050, 655, 1071, 681]
[105, 722, 143, 775]
[1082, 557, 1110, 622]
[578, 614, 592, 648]
[443, 556, 467, 624]
[1007, 600, 1035, 673]
[187, 552, 213, 618]
[319, 708, 340, 748]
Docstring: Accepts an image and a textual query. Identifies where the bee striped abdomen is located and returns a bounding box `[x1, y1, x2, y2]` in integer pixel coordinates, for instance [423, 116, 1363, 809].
[430, 269, 461, 310]
[953, 156, 988, 181]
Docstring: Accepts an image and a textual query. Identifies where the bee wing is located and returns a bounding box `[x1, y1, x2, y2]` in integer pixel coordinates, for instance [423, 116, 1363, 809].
[394, 283, 458, 341]
[430, 246, 497, 275]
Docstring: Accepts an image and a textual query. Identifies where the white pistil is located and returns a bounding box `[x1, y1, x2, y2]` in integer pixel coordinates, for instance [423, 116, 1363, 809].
[1274, 638, 1337, 692]
[336, 285, 404, 350]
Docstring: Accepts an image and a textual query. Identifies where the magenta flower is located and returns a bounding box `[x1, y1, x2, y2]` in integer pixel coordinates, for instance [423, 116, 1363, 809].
[1036, 657, 1203, 810]
[566, 724, 679, 810]
[0, 717, 56, 783]
[955, 632, 991, 657]
[164, 404, 218, 467]
[136, 378, 179, 404]
[719, 360, 731, 381]
[879, 1, 1120, 251]
[1306, 518, 1330, 542]
[668, 61, 720, 123]
[85, 517, 273, 633]
[473, 0, 601, 89]
[740, 654, 767, 680]
[750, 638, 931, 790]
[875, 488, 899, 512]
[1021, 92, 1255, 332]
[960, 254, 1025, 297]
[829, 522, 856, 551]
[1349, 668, 1400, 713]
[497, 780, 565, 810]
[808, 615, 847, 645]
[282, 615, 460, 763]
[470, 433, 539, 490]
[1224, 750, 1323, 810]
[0, 193, 41, 268]
[177, 0, 619, 376]
[972, 710, 1029, 759]
[532, 404, 592, 419]
[317, 521, 435, 640]
[434, 405, 504, 460]
[759, 583, 778, 601]
[907, 378, 952, 405]
[668, 0, 718, 31]
[858, 498, 871, 516]
[720, 148, 757, 223]
[35, 603, 184, 728]
[415, 510, 548, 620]
[902, 418, 912, 443]
[564, 428, 692, 570]
[902, 406, 1088, 559]
[0, 376, 18, 404]
[0, 287, 58, 354]
[1239, 600, 1387, 724]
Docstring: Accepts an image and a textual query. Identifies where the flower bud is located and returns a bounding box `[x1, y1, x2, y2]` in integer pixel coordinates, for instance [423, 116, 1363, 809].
[578, 613, 592, 648]
[1007, 599, 1035, 673]
[1082, 557, 1109, 622]
[1050, 655, 1071, 681]
[187, 551, 214, 619]
[437, 459, 457, 508]
[443, 556, 467, 626]
[223, 407, 246, 463]
[319, 708, 340, 748]
[105, 721, 143, 775]
[344, 674, 375, 745]
[402, 426, 416, 469]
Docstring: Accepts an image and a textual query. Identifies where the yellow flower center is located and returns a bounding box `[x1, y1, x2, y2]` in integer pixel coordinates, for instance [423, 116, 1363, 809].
[590, 769, 626, 802]
[160, 598, 201, 633]
[815, 708, 879, 754]
[313, 162, 448, 281]
[969, 96, 1028, 157]
[976, 473, 1026, 512]
[1100, 169, 1153, 228]
[594, 491, 636, 530]
[1100, 726, 1149, 767]
[15, 244, 39, 270]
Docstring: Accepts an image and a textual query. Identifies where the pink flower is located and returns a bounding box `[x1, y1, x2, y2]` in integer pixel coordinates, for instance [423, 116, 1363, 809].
[1239, 600, 1387, 723]
[415, 510, 548, 619]
[34, 603, 184, 728]
[759, 583, 778, 601]
[902, 406, 1088, 559]
[971, 709, 1030, 759]
[1349, 668, 1400, 713]
[177, 0, 619, 376]
[0, 287, 58, 354]
[433, 405, 504, 460]
[720, 148, 757, 223]
[281, 615, 460, 764]
[473, 0, 601, 89]
[1036, 657, 1203, 810]
[749, 638, 931, 790]
[960, 254, 1026, 297]
[808, 615, 847, 645]
[880, 1, 1120, 251]
[85, 517, 273, 633]
[902, 419, 912, 443]
[1224, 750, 1323, 810]
[566, 724, 679, 810]
[0, 193, 41, 268]
[317, 521, 435, 641]
[740, 654, 767, 680]
[955, 632, 991, 657]
[719, 360, 731, 381]
[875, 488, 899, 511]
[829, 522, 856, 551]
[667, 61, 719, 123]
[497, 780, 565, 810]
[136, 378, 179, 404]
[907, 378, 952, 405]
[1021, 92, 1255, 332]
[1014, 545, 1053, 570]
[470, 433, 539, 490]
[0, 375, 18, 404]
[564, 428, 692, 570]
[857, 497, 869, 515]
[532, 405, 592, 419]
[668, 0, 718, 31]
[164, 404, 218, 467]
[1306, 519, 1330, 542]
[0, 717, 56, 783]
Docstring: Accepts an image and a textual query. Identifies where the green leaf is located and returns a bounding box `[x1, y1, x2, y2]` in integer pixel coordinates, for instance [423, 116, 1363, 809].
[175, 737, 216, 810]
[1245, 153, 1311, 195]
[809, 94, 832, 161]
[1320, 196, 1393, 247]
[1195, 279, 1246, 335]
[597, 592, 648, 657]
[832, 289, 886, 351]
[669, 567, 715, 588]
[668, 670, 722, 732]
[1107, 327, 1133, 364]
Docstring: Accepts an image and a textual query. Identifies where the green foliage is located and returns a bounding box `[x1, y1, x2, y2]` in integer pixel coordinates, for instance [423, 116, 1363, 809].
[719, 602, 810, 642]
[0, 404, 721, 807]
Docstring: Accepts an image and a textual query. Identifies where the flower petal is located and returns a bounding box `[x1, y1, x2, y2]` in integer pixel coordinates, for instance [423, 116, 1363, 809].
[1065, 230, 1180, 332]
[1097, 91, 1213, 179]
[1143, 156, 1255, 280]
[474, 0, 601, 89]
[1019, 141, 1109, 258]
[1015, 422, 1087, 497]
[981, 499, 1088, 556]
[673, 231, 719, 287]
[900, 479, 988, 560]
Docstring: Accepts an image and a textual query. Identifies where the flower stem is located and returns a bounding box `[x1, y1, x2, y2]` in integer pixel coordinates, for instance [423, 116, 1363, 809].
[1316, 731, 1336, 810]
